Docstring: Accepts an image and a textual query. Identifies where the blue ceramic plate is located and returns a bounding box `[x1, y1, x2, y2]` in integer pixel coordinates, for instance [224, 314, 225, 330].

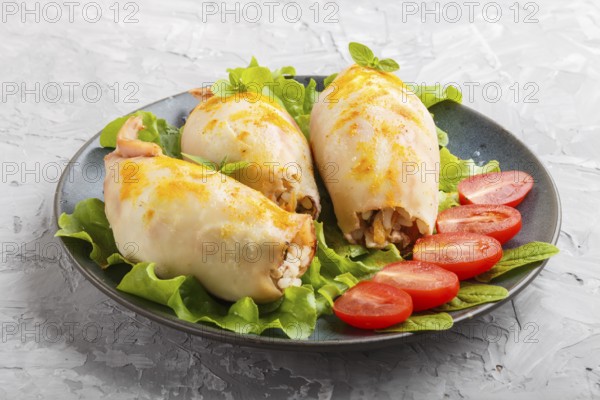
[54, 77, 561, 351]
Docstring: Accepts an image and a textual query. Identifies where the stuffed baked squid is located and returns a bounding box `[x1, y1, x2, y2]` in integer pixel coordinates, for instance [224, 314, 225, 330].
[310, 65, 439, 249]
[103, 116, 316, 303]
[181, 89, 320, 217]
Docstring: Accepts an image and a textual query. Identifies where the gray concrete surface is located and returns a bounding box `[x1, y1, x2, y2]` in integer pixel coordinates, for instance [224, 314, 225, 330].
[1, 0, 598, 398]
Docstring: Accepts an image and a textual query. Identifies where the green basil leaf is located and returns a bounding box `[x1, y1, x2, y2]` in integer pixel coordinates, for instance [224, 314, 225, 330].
[218, 155, 229, 168]
[220, 161, 250, 176]
[369, 56, 380, 68]
[377, 312, 453, 333]
[182, 153, 249, 177]
[181, 153, 218, 170]
[377, 58, 400, 72]
[435, 282, 508, 311]
[476, 242, 560, 283]
[349, 42, 375, 67]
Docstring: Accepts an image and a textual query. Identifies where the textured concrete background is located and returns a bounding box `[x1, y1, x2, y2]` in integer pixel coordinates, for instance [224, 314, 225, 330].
[1, 0, 599, 398]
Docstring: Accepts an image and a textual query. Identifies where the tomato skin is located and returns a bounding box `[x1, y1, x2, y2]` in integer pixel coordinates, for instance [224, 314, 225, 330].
[436, 204, 522, 244]
[458, 170, 534, 207]
[333, 281, 413, 330]
[413, 232, 503, 280]
[373, 261, 459, 312]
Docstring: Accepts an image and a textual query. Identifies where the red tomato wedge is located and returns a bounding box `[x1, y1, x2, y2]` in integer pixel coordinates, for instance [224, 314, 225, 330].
[458, 170, 534, 207]
[333, 281, 413, 330]
[436, 204, 522, 244]
[413, 232, 503, 280]
[373, 261, 459, 312]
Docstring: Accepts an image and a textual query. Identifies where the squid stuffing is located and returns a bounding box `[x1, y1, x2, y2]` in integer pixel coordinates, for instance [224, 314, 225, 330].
[181, 89, 320, 217]
[103, 116, 316, 303]
[310, 65, 439, 249]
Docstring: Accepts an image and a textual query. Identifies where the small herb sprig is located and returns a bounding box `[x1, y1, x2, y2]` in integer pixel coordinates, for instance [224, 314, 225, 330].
[182, 153, 249, 176]
[348, 42, 400, 72]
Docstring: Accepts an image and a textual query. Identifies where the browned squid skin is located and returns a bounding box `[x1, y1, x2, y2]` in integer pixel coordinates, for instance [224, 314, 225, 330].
[188, 87, 214, 102]
[181, 89, 321, 218]
[103, 116, 316, 303]
[310, 65, 440, 249]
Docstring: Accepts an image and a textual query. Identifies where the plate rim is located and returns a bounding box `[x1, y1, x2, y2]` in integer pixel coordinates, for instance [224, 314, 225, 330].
[53, 88, 562, 352]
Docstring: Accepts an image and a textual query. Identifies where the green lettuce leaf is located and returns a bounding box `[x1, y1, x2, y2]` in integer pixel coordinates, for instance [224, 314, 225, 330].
[55, 197, 321, 338]
[55, 198, 131, 268]
[157, 120, 182, 158]
[434, 282, 508, 312]
[56, 197, 318, 339]
[296, 114, 311, 138]
[302, 221, 402, 315]
[211, 57, 317, 138]
[315, 221, 401, 279]
[273, 77, 317, 139]
[410, 83, 462, 147]
[99, 110, 181, 158]
[439, 147, 500, 193]
[476, 242, 560, 283]
[413, 84, 463, 108]
[323, 73, 338, 89]
[212, 64, 274, 98]
[377, 312, 453, 333]
[321, 219, 368, 259]
[117, 262, 317, 339]
[436, 126, 449, 147]
[438, 191, 459, 213]
[303, 255, 358, 316]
